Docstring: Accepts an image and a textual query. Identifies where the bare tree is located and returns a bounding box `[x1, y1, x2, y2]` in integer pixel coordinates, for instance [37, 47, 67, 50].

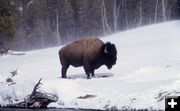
[161, 0, 166, 21]
[113, 0, 121, 32]
[101, 2, 106, 36]
[56, 9, 61, 45]
[40, 33, 44, 48]
[138, 0, 142, 26]
[101, 0, 112, 36]
[167, 5, 172, 20]
[154, 0, 159, 23]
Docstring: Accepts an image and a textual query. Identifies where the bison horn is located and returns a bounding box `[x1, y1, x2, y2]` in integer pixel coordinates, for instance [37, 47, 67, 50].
[104, 46, 108, 54]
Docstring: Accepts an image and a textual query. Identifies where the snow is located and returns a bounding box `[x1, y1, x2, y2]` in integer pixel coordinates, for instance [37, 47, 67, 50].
[0, 20, 180, 110]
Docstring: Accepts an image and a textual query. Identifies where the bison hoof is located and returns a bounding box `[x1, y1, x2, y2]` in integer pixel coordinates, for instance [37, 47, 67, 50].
[62, 76, 67, 78]
[92, 76, 95, 78]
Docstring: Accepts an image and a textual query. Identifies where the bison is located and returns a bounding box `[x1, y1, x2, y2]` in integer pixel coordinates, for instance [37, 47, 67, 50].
[58, 37, 117, 79]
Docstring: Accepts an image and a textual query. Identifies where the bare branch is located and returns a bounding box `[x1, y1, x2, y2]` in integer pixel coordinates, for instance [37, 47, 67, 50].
[30, 78, 43, 98]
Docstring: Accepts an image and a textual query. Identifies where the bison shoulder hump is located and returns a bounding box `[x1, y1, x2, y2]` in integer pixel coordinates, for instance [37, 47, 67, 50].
[81, 37, 103, 49]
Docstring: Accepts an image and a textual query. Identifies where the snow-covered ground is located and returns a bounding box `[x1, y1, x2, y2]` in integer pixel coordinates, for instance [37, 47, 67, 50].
[0, 20, 180, 110]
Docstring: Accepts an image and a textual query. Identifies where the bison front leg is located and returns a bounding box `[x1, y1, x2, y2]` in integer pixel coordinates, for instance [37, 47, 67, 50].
[61, 65, 69, 78]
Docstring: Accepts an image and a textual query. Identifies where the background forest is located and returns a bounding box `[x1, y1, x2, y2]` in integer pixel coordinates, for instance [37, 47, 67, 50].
[0, 0, 180, 50]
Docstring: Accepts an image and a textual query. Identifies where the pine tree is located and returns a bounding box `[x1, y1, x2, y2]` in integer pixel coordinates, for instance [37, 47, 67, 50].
[0, 0, 19, 45]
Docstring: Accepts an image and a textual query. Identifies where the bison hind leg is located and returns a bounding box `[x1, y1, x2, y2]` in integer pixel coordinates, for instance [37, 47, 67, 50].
[91, 69, 95, 77]
[83, 63, 96, 79]
[61, 64, 70, 78]
[85, 70, 91, 79]
[83, 63, 91, 79]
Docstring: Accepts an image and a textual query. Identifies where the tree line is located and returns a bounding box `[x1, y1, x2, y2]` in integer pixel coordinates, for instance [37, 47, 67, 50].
[0, 0, 179, 50]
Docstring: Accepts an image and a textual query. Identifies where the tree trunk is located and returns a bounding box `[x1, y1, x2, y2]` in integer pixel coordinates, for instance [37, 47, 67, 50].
[138, 0, 142, 26]
[161, 0, 166, 21]
[101, 0, 106, 36]
[56, 10, 61, 45]
[154, 0, 159, 23]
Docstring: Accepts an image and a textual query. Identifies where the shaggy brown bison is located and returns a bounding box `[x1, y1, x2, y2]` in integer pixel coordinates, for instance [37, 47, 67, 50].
[59, 37, 117, 79]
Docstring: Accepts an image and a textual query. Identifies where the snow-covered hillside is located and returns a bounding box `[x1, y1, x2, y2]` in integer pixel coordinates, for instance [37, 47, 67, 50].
[0, 21, 180, 110]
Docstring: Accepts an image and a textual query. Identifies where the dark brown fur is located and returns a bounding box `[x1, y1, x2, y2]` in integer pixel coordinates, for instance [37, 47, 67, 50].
[59, 37, 117, 79]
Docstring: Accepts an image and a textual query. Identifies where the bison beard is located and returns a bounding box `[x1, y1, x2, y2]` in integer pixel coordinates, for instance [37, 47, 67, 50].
[59, 37, 117, 79]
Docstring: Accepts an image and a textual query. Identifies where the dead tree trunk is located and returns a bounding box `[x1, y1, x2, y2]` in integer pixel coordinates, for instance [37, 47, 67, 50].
[5, 79, 58, 108]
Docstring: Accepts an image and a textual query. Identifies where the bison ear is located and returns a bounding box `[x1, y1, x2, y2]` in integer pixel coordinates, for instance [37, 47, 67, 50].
[104, 45, 108, 54]
[104, 42, 111, 54]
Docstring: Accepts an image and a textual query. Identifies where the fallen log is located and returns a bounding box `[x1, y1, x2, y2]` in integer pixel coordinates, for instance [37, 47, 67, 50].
[8, 50, 26, 56]
[5, 79, 58, 108]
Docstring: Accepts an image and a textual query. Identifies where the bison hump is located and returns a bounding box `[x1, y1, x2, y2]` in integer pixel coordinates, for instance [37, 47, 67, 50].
[81, 37, 103, 50]
[59, 37, 104, 63]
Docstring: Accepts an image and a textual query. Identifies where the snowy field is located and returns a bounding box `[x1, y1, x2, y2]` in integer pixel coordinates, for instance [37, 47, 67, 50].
[0, 20, 180, 110]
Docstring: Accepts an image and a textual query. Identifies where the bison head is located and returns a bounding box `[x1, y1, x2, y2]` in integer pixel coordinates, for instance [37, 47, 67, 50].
[100, 42, 117, 69]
